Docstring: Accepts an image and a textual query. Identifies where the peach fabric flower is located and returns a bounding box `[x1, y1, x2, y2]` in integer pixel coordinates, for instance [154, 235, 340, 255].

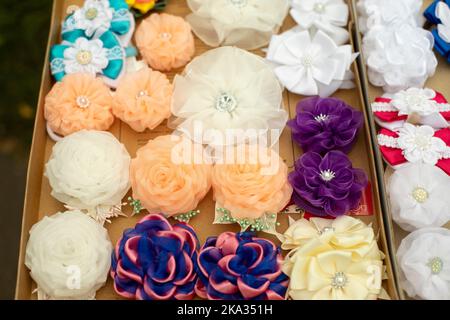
[130, 135, 212, 217]
[212, 145, 293, 220]
[113, 67, 173, 132]
[44, 73, 114, 137]
[135, 13, 195, 72]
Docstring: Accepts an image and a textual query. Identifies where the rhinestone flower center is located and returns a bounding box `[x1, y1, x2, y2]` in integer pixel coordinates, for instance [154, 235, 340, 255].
[314, 114, 329, 122]
[136, 90, 148, 99]
[85, 7, 98, 20]
[76, 50, 93, 65]
[314, 3, 326, 13]
[229, 0, 247, 8]
[331, 272, 348, 289]
[428, 257, 444, 275]
[412, 187, 428, 203]
[159, 32, 172, 41]
[320, 169, 336, 182]
[215, 93, 237, 113]
[76, 96, 90, 109]
[302, 54, 315, 68]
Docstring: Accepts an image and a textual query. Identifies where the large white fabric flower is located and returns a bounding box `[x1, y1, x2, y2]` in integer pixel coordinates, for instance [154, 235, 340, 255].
[25, 210, 112, 300]
[397, 228, 450, 300]
[437, 1, 450, 43]
[45, 130, 131, 224]
[290, 0, 350, 45]
[387, 164, 450, 231]
[266, 28, 357, 97]
[171, 46, 288, 148]
[63, 37, 109, 75]
[72, 0, 113, 37]
[186, 0, 289, 50]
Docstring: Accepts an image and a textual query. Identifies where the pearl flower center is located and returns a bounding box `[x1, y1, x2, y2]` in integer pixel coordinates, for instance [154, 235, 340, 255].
[412, 187, 428, 203]
[302, 54, 315, 68]
[320, 169, 336, 182]
[136, 90, 148, 99]
[216, 93, 237, 113]
[428, 257, 444, 275]
[85, 7, 98, 20]
[159, 32, 172, 41]
[314, 3, 326, 13]
[76, 50, 93, 65]
[314, 114, 329, 122]
[76, 96, 90, 109]
[413, 135, 431, 150]
[229, 0, 247, 8]
[331, 272, 348, 289]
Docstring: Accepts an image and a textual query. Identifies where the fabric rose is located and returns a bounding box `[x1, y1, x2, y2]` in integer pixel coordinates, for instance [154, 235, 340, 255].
[45, 130, 131, 224]
[289, 151, 368, 217]
[211, 145, 292, 220]
[387, 164, 450, 231]
[113, 66, 172, 132]
[44, 73, 114, 139]
[25, 210, 112, 300]
[135, 13, 195, 72]
[130, 135, 212, 217]
[397, 228, 450, 300]
[195, 232, 289, 300]
[288, 96, 363, 155]
[111, 214, 199, 300]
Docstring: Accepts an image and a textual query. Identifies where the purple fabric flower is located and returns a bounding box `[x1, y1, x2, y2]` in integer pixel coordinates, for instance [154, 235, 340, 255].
[288, 96, 364, 154]
[288, 151, 368, 217]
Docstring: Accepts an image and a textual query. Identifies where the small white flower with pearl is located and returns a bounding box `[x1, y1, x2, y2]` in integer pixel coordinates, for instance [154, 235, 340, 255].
[63, 37, 109, 76]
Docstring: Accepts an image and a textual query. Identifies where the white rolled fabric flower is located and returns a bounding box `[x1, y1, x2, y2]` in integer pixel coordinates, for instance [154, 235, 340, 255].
[45, 130, 131, 224]
[266, 28, 358, 97]
[25, 210, 113, 300]
[290, 0, 350, 45]
[397, 228, 450, 300]
[171, 46, 288, 148]
[387, 164, 450, 231]
[362, 23, 437, 93]
[186, 0, 289, 50]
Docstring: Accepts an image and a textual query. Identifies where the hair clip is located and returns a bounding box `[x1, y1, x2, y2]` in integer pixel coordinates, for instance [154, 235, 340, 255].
[372, 88, 450, 131]
[25, 210, 112, 300]
[266, 28, 358, 97]
[113, 66, 172, 132]
[377, 124, 450, 174]
[289, 151, 368, 217]
[126, 0, 167, 17]
[111, 214, 199, 300]
[195, 232, 288, 300]
[425, 1, 450, 61]
[288, 96, 363, 155]
[45, 130, 131, 224]
[135, 13, 195, 72]
[62, 0, 135, 47]
[186, 0, 289, 50]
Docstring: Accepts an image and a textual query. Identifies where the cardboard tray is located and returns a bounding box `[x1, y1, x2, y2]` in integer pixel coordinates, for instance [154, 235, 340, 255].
[15, 0, 398, 300]
[351, 0, 450, 300]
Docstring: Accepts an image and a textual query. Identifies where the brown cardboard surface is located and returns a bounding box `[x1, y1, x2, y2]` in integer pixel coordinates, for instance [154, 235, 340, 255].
[15, 0, 397, 300]
[352, 0, 450, 300]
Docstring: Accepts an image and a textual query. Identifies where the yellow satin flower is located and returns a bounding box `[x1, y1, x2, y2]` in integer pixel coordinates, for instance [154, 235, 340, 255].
[126, 0, 156, 14]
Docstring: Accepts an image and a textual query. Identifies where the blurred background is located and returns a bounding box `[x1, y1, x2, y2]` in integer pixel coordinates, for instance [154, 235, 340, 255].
[0, 0, 52, 299]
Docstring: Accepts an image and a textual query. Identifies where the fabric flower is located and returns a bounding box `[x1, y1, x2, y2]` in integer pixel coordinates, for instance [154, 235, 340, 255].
[113, 66, 172, 132]
[44, 73, 114, 138]
[387, 164, 450, 231]
[211, 145, 292, 220]
[266, 28, 357, 97]
[195, 232, 289, 300]
[186, 0, 289, 50]
[135, 13, 195, 72]
[45, 130, 131, 223]
[290, 0, 350, 45]
[130, 135, 212, 217]
[111, 214, 199, 300]
[288, 96, 363, 155]
[171, 46, 288, 148]
[289, 151, 368, 217]
[397, 228, 450, 300]
[25, 210, 112, 300]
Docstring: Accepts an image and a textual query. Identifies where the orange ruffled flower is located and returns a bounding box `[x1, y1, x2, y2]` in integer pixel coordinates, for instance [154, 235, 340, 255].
[212, 145, 293, 220]
[44, 73, 114, 137]
[135, 13, 195, 72]
[130, 135, 212, 217]
[113, 67, 173, 132]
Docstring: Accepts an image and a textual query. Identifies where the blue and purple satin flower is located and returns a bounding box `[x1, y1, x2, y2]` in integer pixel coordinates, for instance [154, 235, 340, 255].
[110, 214, 199, 300]
[195, 232, 289, 300]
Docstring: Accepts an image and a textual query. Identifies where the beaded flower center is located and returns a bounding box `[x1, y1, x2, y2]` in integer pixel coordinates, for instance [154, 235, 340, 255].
[159, 32, 172, 41]
[76, 96, 90, 109]
[76, 50, 93, 65]
[229, 0, 247, 8]
[302, 54, 315, 68]
[331, 272, 348, 289]
[85, 7, 98, 20]
[215, 93, 237, 113]
[320, 169, 336, 182]
[428, 257, 444, 275]
[136, 90, 148, 99]
[412, 187, 429, 203]
[314, 114, 329, 122]
[314, 3, 326, 13]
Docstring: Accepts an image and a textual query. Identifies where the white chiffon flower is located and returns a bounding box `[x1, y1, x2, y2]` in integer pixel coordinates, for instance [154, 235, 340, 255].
[397, 228, 450, 300]
[45, 130, 131, 224]
[72, 0, 113, 37]
[25, 210, 112, 300]
[171, 46, 288, 148]
[266, 28, 358, 97]
[290, 0, 350, 45]
[63, 37, 109, 75]
[387, 164, 450, 231]
[391, 88, 438, 116]
[437, 1, 450, 43]
[186, 0, 289, 50]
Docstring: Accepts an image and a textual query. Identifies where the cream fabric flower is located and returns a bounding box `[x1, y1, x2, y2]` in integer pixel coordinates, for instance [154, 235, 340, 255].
[397, 228, 450, 300]
[186, 0, 289, 50]
[45, 130, 131, 223]
[387, 164, 450, 231]
[25, 210, 112, 300]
